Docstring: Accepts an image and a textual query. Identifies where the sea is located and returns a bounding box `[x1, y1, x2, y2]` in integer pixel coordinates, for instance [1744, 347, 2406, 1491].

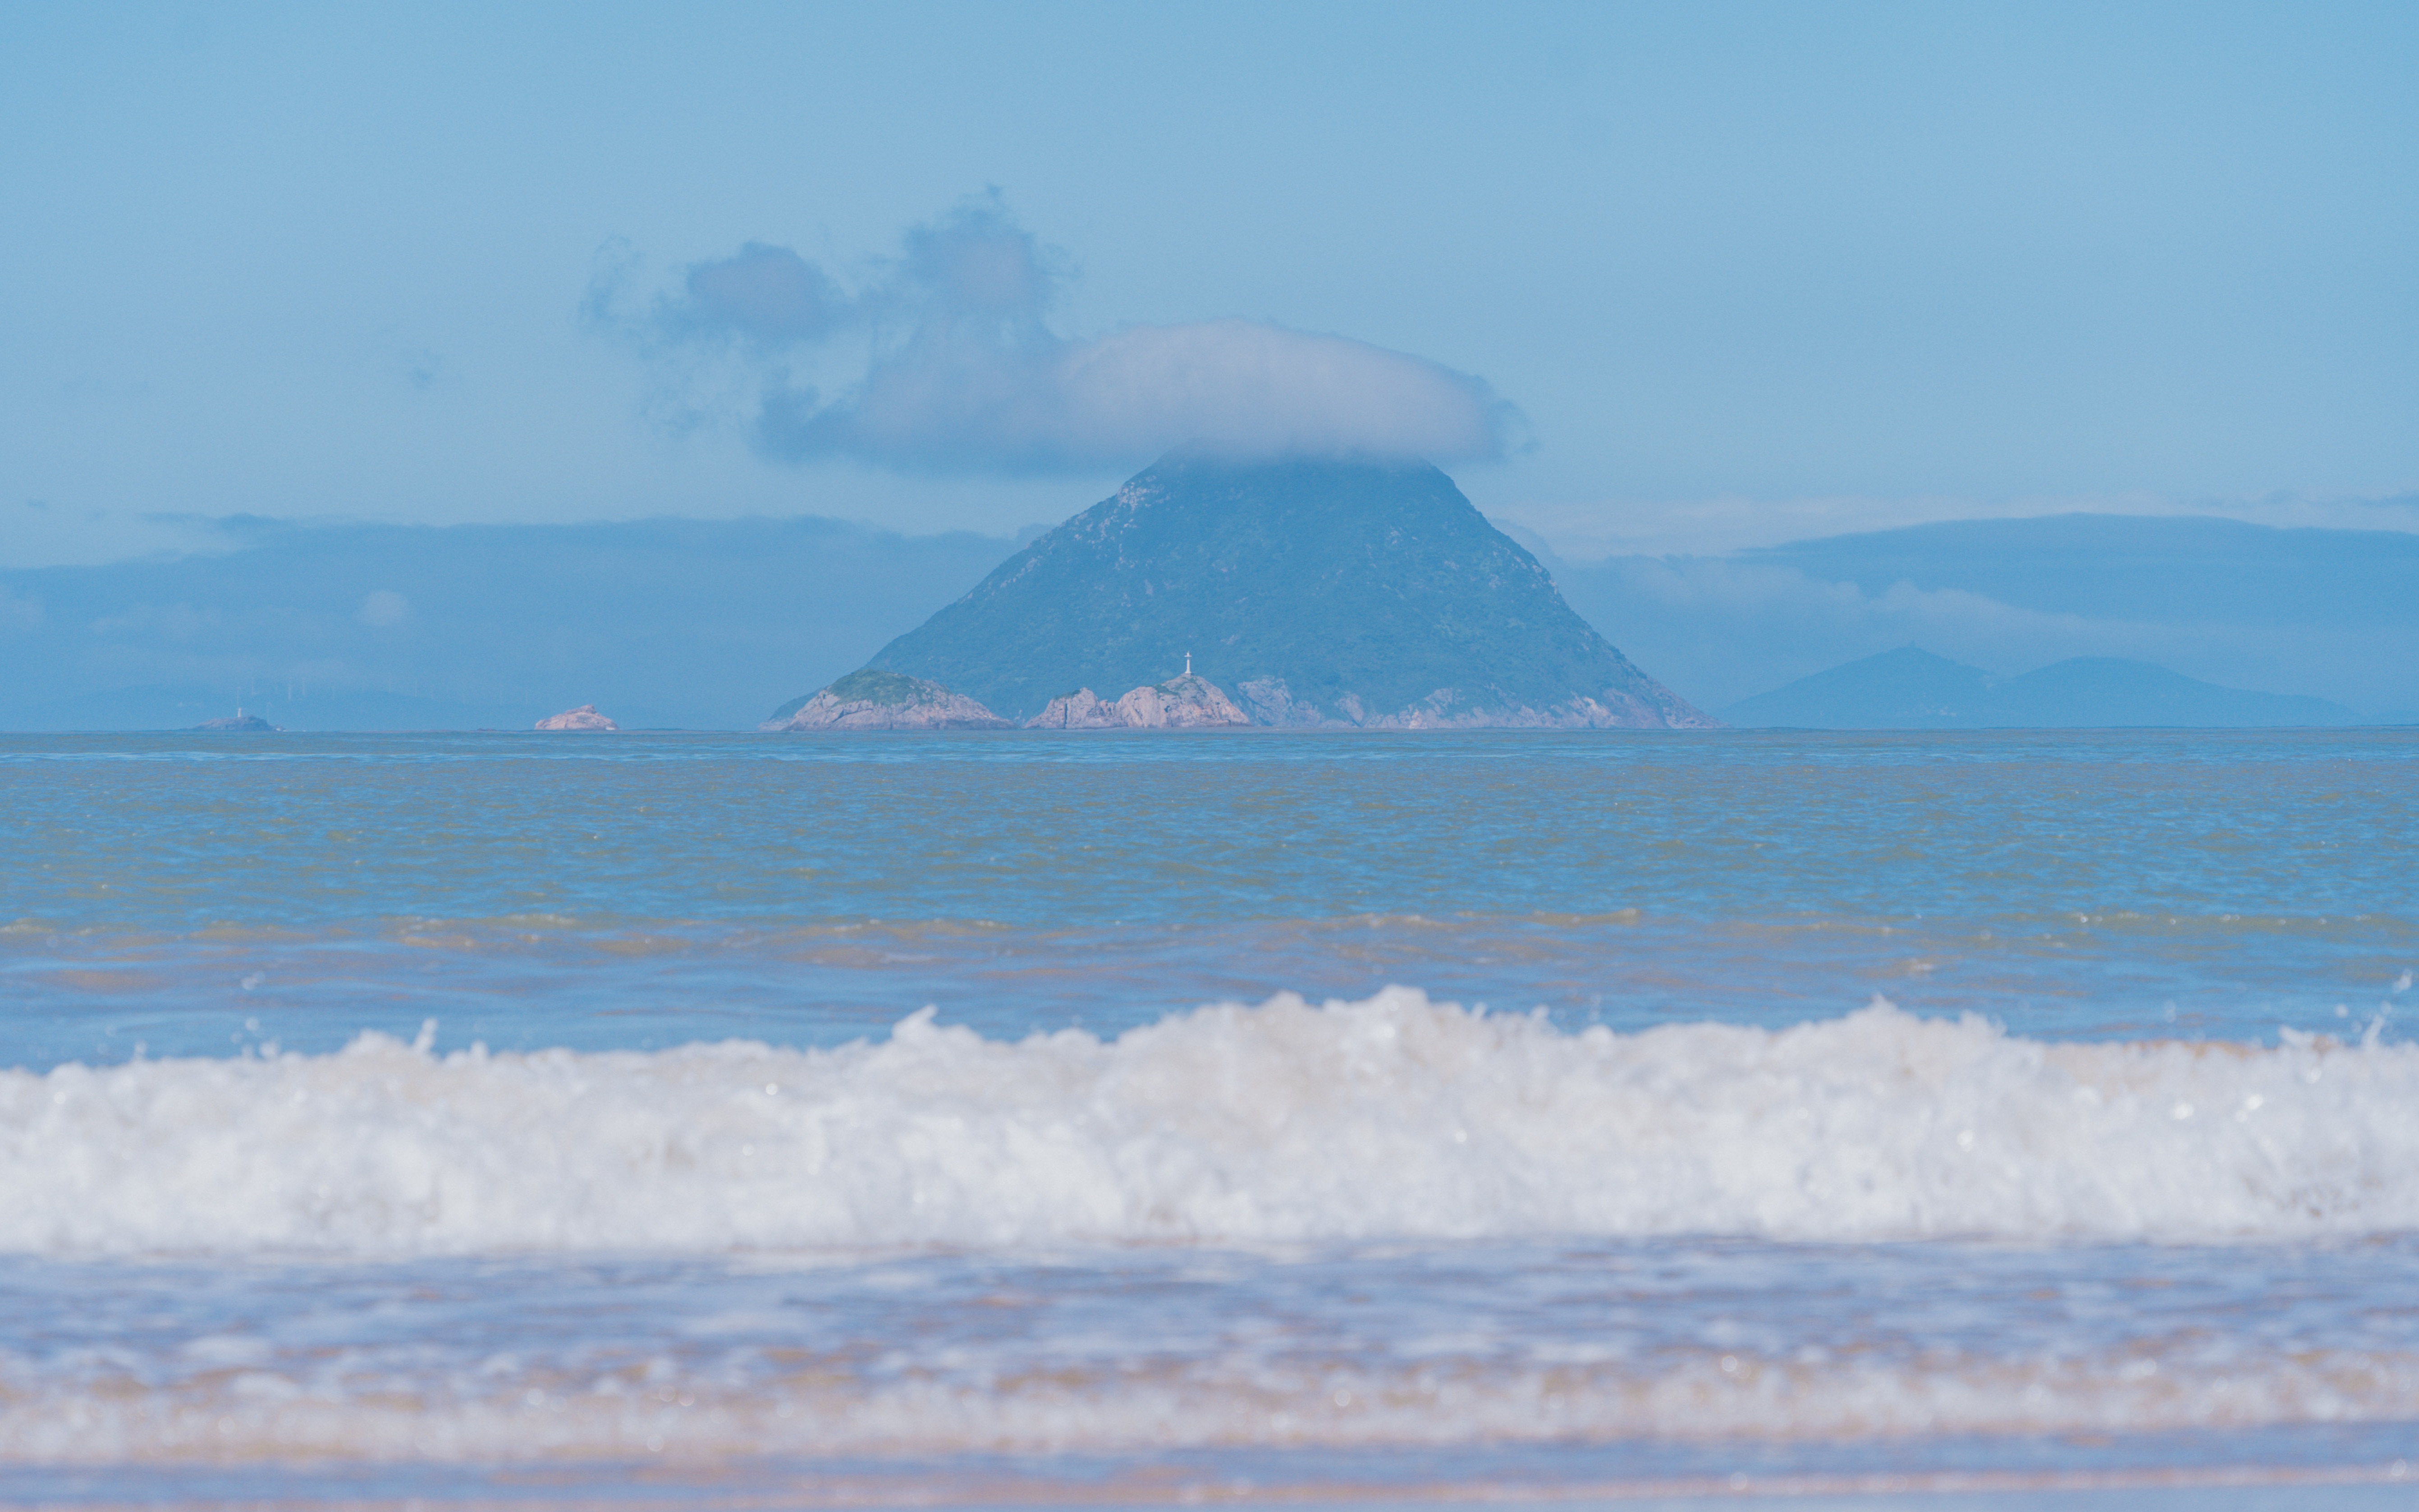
[1, 727, 2415, 1511]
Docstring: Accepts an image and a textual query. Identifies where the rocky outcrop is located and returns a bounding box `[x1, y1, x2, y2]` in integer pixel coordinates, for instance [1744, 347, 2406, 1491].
[1237, 676, 1709, 730]
[762, 670, 1011, 732]
[1026, 673, 1252, 730]
[1234, 678, 1329, 728]
[1025, 688, 1124, 729]
[1118, 673, 1252, 728]
[535, 704, 618, 731]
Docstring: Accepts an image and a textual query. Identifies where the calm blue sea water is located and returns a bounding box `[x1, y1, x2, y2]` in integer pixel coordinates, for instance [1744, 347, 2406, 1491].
[1, 729, 2415, 1507]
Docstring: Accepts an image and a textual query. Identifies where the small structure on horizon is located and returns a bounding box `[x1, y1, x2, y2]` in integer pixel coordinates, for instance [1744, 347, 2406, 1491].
[536, 704, 618, 731]
[193, 707, 279, 732]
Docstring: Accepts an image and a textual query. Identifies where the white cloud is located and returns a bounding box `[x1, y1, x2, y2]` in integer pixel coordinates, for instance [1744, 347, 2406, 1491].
[1055, 320, 1505, 463]
[599, 199, 1513, 474]
[358, 590, 411, 627]
[656, 242, 849, 347]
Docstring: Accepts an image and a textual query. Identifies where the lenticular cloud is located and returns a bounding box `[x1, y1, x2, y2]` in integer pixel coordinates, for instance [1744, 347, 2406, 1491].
[1054, 319, 1506, 463]
[604, 198, 1514, 473]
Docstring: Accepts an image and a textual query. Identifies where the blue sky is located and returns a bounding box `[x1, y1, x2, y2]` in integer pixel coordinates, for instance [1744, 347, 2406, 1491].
[5, 1, 2415, 565]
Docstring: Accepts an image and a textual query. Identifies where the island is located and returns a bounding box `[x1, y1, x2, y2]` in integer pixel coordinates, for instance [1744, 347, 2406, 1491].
[764, 449, 1716, 731]
[192, 710, 279, 732]
[535, 705, 619, 731]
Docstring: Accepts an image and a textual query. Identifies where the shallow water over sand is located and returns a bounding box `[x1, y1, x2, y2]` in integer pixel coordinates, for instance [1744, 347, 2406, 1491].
[0, 729, 2413, 1504]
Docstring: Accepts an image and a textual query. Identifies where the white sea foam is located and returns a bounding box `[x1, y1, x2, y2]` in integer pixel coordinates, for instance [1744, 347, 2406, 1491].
[3, 991, 2415, 1254]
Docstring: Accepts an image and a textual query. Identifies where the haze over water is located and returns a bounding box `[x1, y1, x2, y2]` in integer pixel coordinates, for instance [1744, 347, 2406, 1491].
[1, 729, 2415, 1505]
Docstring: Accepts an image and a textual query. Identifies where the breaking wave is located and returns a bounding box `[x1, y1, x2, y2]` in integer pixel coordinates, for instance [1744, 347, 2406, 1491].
[4, 990, 2416, 1254]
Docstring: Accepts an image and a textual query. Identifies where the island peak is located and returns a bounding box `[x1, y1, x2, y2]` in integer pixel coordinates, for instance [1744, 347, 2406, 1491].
[853, 451, 1713, 729]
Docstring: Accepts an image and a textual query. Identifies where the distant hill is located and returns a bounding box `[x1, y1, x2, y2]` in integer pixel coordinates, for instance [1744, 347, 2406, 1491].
[18, 685, 533, 733]
[1536, 512, 2419, 718]
[16, 505, 2409, 733]
[1719, 647, 1997, 729]
[0, 516, 1021, 731]
[1725, 647, 2359, 729]
[1741, 513, 2419, 628]
[1983, 658, 2356, 728]
[852, 450, 1713, 728]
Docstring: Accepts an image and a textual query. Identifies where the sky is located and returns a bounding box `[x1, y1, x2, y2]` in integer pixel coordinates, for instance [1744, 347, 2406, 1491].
[4, 0, 2416, 567]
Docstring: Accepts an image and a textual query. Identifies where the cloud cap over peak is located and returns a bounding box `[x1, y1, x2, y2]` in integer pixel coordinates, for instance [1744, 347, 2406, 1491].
[603, 201, 1516, 475]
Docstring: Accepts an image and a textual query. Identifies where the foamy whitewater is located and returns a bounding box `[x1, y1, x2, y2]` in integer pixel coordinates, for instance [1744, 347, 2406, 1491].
[7, 992, 2418, 1254]
[2, 729, 2414, 1503]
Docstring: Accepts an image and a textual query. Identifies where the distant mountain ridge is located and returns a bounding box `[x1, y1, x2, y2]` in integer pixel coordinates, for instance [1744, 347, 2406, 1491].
[0, 516, 1023, 731]
[14, 506, 2408, 733]
[851, 450, 1713, 729]
[1534, 512, 2419, 719]
[1740, 513, 2419, 628]
[1725, 647, 2359, 729]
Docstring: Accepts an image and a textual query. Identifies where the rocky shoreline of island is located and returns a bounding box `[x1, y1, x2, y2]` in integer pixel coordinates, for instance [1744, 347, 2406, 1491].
[758, 668, 1251, 731]
[759, 665, 1709, 732]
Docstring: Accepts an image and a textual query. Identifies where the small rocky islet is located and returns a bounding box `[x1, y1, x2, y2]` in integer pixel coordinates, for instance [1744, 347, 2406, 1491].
[191, 710, 280, 732]
[760, 670, 1013, 732]
[535, 704, 619, 731]
[763, 449, 1717, 733]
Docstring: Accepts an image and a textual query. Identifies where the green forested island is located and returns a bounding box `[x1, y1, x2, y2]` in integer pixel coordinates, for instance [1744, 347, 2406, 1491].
[767, 450, 1714, 730]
